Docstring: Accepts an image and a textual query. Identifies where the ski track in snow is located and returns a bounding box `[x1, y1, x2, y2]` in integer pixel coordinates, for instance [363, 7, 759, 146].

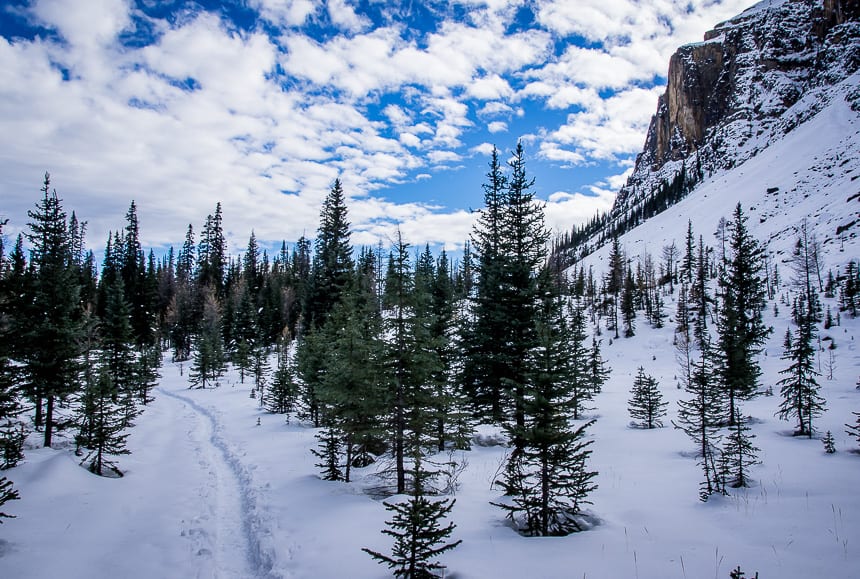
[158, 387, 280, 579]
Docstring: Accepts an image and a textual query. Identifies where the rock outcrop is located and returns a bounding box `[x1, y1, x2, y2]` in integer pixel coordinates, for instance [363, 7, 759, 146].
[613, 0, 860, 215]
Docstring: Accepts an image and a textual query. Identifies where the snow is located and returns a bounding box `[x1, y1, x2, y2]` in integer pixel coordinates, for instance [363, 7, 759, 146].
[2, 290, 859, 579]
[2, 6, 859, 576]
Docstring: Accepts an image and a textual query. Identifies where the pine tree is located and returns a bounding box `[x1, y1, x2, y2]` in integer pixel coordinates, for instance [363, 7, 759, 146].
[317, 274, 386, 482]
[265, 338, 299, 415]
[384, 231, 438, 493]
[189, 287, 226, 388]
[822, 430, 836, 454]
[605, 237, 625, 339]
[628, 367, 667, 429]
[304, 179, 354, 330]
[621, 266, 636, 338]
[493, 272, 598, 536]
[776, 297, 825, 438]
[363, 454, 461, 578]
[0, 475, 18, 523]
[311, 425, 343, 481]
[463, 145, 509, 421]
[80, 367, 132, 477]
[845, 412, 860, 448]
[720, 408, 760, 488]
[675, 334, 725, 501]
[587, 337, 610, 397]
[99, 277, 139, 423]
[20, 173, 83, 447]
[716, 204, 771, 426]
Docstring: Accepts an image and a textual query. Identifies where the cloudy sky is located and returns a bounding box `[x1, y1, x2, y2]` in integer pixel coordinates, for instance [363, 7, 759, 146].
[0, 0, 752, 257]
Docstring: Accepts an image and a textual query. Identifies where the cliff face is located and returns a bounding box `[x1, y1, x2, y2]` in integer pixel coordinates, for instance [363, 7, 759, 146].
[613, 0, 860, 214]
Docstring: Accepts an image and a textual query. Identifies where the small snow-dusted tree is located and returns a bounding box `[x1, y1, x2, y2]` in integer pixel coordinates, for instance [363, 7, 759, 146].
[719, 408, 760, 488]
[311, 425, 343, 482]
[0, 475, 18, 523]
[81, 368, 132, 477]
[188, 287, 226, 389]
[777, 295, 826, 438]
[363, 454, 461, 578]
[265, 339, 298, 415]
[675, 335, 725, 501]
[628, 367, 667, 429]
[846, 412, 860, 448]
[822, 430, 836, 454]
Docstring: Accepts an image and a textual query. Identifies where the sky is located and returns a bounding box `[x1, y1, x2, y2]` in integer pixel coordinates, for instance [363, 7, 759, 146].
[0, 0, 754, 257]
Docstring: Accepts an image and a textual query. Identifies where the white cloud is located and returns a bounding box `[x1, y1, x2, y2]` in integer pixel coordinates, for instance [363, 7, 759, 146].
[487, 121, 508, 134]
[543, 188, 616, 234]
[543, 86, 664, 162]
[327, 0, 369, 33]
[249, 0, 318, 27]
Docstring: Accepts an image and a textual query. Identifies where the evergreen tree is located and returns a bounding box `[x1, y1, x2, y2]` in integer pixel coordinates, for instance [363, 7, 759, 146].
[429, 249, 472, 451]
[587, 337, 610, 397]
[822, 430, 836, 454]
[265, 338, 299, 415]
[628, 367, 667, 429]
[776, 299, 825, 438]
[304, 179, 354, 330]
[496, 142, 550, 446]
[719, 408, 760, 488]
[494, 271, 598, 536]
[79, 366, 132, 477]
[384, 231, 438, 493]
[363, 454, 461, 578]
[99, 277, 138, 405]
[463, 146, 509, 421]
[311, 425, 344, 481]
[0, 475, 18, 523]
[675, 334, 725, 501]
[605, 237, 625, 339]
[621, 266, 636, 338]
[20, 174, 83, 447]
[317, 274, 386, 482]
[188, 287, 226, 388]
[845, 411, 860, 448]
[716, 204, 771, 426]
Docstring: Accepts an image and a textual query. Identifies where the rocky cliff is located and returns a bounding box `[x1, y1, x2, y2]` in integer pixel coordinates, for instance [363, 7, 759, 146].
[612, 0, 860, 216]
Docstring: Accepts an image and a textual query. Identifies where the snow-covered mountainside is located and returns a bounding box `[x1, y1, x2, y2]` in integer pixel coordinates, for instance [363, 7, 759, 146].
[577, 0, 860, 271]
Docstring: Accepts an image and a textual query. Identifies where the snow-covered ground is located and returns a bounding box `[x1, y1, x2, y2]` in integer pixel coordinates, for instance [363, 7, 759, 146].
[2, 287, 859, 579]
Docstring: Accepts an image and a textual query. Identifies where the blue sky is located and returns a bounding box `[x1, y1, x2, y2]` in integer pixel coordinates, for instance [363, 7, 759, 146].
[0, 0, 752, 256]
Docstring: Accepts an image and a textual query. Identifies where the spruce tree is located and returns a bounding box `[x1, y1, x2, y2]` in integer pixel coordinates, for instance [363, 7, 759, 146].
[605, 237, 625, 339]
[99, 277, 139, 415]
[188, 287, 226, 388]
[716, 204, 770, 425]
[0, 475, 18, 523]
[776, 298, 825, 438]
[720, 408, 760, 488]
[265, 338, 299, 415]
[675, 334, 725, 501]
[494, 271, 598, 536]
[80, 366, 132, 477]
[363, 453, 461, 578]
[497, 142, 549, 447]
[822, 430, 836, 454]
[628, 367, 667, 429]
[21, 174, 83, 447]
[845, 411, 860, 448]
[304, 179, 354, 330]
[316, 274, 386, 482]
[463, 146, 509, 421]
[621, 266, 636, 338]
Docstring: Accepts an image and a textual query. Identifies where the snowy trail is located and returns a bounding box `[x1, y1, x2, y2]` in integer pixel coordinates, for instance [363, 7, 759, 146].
[157, 387, 280, 579]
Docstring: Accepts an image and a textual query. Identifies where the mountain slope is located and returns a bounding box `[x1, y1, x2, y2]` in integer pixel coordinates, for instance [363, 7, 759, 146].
[567, 0, 860, 270]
